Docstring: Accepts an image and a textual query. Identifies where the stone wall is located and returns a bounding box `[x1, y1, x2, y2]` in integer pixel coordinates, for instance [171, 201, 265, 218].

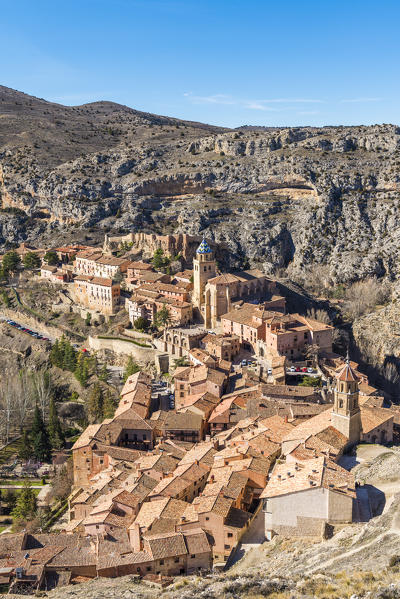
[1, 306, 65, 340]
[88, 335, 156, 360]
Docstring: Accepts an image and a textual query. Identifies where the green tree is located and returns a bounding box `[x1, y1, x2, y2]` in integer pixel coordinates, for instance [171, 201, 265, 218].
[152, 248, 170, 271]
[154, 305, 171, 329]
[12, 482, 37, 521]
[48, 397, 65, 450]
[2, 251, 20, 274]
[31, 405, 52, 462]
[43, 250, 58, 265]
[174, 357, 189, 368]
[102, 391, 116, 419]
[3, 489, 17, 512]
[299, 376, 321, 388]
[23, 252, 41, 270]
[63, 339, 77, 371]
[134, 317, 149, 331]
[98, 364, 109, 383]
[85, 312, 92, 326]
[74, 352, 89, 387]
[123, 356, 140, 382]
[19, 430, 33, 461]
[50, 339, 63, 368]
[88, 383, 103, 423]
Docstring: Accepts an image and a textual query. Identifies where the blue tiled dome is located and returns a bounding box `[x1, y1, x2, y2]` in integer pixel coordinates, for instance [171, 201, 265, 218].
[197, 239, 212, 254]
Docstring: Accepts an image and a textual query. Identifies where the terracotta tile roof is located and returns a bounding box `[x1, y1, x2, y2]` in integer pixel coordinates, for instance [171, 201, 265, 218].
[282, 408, 334, 443]
[144, 531, 187, 560]
[127, 261, 154, 271]
[224, 507, 252, 529]
[193, 493, 233, 518]
[72, 423, 103, 450]
[162, 412, 204, 431]
[337, 360, 359, 382]
[260, 456, 355, 499]
[207, 273, 240, 285]
[261, 383, 318, 400]
[178, 442, 217, 467]
[360, 406, 393, 434]
[182, 528, 211, 554]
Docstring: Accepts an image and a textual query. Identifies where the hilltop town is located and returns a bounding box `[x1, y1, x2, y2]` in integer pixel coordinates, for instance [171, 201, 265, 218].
[0, 230, 397, 594]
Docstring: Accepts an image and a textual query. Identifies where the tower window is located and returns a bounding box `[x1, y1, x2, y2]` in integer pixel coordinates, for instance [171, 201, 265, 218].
[339, 400, 343, 408]
[204, 266, 207, 272]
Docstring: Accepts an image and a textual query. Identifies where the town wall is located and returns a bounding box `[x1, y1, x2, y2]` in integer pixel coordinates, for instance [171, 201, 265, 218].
[88, 335, 156, 360]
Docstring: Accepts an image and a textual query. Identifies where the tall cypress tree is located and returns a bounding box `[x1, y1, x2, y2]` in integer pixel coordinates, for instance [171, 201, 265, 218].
[31, 405, 52, 462]
[48, 398, 65, 450]
[102, 390, 116, 419]
[88, 383, 103, 423]
[19, 430, 33, 461]
[12, 482, 37, 521]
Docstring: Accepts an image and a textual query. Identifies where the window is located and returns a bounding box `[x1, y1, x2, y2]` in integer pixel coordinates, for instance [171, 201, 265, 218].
[224, 544, 231, 550]
[174, 557, 179, 563]
[159, 560, 164, 565]
[227, 532, 233, 538]
[146, 566, 151, 572]
[205, 516, 209, 521]
[191, 554, 196, 559]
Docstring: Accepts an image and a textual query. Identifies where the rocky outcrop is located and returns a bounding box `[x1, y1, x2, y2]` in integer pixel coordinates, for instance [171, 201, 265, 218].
[1, 87, 400, 283]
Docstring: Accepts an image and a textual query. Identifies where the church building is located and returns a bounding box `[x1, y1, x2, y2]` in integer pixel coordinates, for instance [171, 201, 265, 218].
[192, 239, 280, 328]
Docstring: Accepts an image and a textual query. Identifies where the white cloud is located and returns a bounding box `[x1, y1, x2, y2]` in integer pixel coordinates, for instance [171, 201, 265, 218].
[183, 93, 324, 111]
[340, 97, 384, 103]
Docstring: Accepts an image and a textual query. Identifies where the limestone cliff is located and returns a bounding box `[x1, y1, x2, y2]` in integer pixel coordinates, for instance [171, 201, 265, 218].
[1, 85, 400, 283]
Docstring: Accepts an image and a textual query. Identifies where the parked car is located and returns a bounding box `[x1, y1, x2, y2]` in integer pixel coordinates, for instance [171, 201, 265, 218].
[289, 366, 296, 372]
[295, 367, 301, 372]
[267, 368, 273, 375]
[307, 367, 314, 373]
[301, 367, 308, 372]
[241, 359, 247, 366]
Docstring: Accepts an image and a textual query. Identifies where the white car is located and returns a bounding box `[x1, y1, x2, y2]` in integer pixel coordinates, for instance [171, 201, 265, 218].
[307, 367, 314, 373]
[289, 366, 296, 372]
[267, 368, 273, 375]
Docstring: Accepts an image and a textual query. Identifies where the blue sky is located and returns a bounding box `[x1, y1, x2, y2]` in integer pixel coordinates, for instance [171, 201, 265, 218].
[1, 0, 399, 127]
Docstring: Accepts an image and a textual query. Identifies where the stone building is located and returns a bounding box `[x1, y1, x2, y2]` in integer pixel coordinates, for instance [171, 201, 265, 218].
[331, 357, 362, 445]
[74, 250, 129, 278]
[221, 305, 332, 357]
[73, 276, 120, 316]
[162, 327, 207, 357]
[261, 456, 356, 539]
[192, 239, 282, 328]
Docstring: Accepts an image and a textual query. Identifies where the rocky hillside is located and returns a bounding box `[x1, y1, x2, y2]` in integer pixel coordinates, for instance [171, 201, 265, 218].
[1, 86, 400, 282]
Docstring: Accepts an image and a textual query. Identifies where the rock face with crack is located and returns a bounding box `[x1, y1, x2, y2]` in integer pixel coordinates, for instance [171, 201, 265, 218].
[1, 85, 400, 283]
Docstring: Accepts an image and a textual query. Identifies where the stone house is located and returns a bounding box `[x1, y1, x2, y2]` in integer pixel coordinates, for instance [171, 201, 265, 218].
[73, 276, 120, 316]
[161, 412, 206, 443]
[200, 333, 241, 362]
[260, 456, 356, 539]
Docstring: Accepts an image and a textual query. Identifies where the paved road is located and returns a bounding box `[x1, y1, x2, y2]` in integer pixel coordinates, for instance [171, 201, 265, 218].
[0, 314, 56, 344]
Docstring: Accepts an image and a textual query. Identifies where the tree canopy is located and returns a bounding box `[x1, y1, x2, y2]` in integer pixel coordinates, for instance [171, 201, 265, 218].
[23, 252, 41, 270]
[43, 250, 58, 265]
[31, 404, 52, 462]
[12, 482, 37, 522]
[2, 251, 20, 273]
[123, 356, 140, 382]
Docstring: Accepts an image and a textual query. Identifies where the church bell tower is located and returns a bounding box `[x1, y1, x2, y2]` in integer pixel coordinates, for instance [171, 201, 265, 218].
[192, 239, 216, 310]
[331, 354, 362, 445]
